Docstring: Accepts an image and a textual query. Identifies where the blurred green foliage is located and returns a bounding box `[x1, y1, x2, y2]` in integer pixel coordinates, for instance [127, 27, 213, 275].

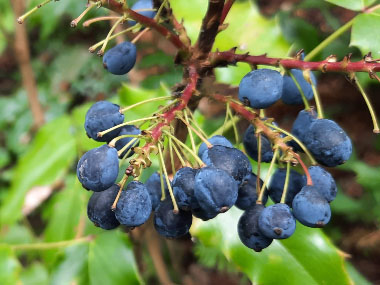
[0, 0, 379, 283]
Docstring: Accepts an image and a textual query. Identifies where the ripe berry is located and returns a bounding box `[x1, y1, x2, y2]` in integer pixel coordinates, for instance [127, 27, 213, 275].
[154, 199, 192, 238]
[198, 135, 233, 158]
[304, 166, 337, 202]
[115, 125, 141, 158]
[304, 119, 352, 167]
[115, 181, 152, 227]
[292, 186, 331, 228]
[236, 172, 268, 210]
[85, 101, 124, 142]
[243, 124, 273, 162]
[238, 204, 273, 251]
[172, 167, 198, 211]
[258, 203, 296, 239]
[145, 172, 170, 211]
[87, 184, 120, 230]
[194, 167, 238, 216]
[103, 41, 137, 75]
[289, 109, 317, 151]
[282, 69, 316, 105]
[128, 0, 156, 26]
[191, 205, 218, 221]
[238, 69, 283, 109]
[201, 145, 252, 183]
[77, 145, 119, 192]
[268, 168, 305, 206]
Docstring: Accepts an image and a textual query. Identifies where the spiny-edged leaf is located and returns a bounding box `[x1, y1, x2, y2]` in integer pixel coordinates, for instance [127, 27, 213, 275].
[351, 13, 380, 58]
[0, 245, 21, 284]
[345, 261, 371, 285]
[20, 263, 49, 285]
[50, 244, 89, 285]
[191, 207, 352, 285]
[324, 0, 376, 11]
[214, 1, 290, 85]
[0, 116, 76, 226]
[88, 231, 142, 285]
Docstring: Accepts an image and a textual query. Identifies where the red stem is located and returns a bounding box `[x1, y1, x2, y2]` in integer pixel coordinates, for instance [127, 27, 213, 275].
[151, 66, 198, 141]
[211, 51, 380, 73]
[220, 0, 235, 25]
[294, 153, 313, 186]
[101, 0, 186, 50]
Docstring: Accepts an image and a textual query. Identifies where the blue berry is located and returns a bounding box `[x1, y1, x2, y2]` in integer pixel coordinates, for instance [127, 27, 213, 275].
[238, 69, 283, 109]
[304, 119, 352, 167]
[282, 69, 316, 105]
[154, 199, 192, 238]
[115, 181, 152, 227]
[201, 145, 252, 183]
[289, 109, 317, 151]
[304, 166, 337, 202]
[243, 124, 273, 162]
[145, 172, 170, 211]
[236, 172, 268, 210]
[268, 168, 305, 206]
[191, 206, 218, 221]
[128, 0, 156, 26]
[85, 101, 125, 142]
[87, 184, 120, 230]
[194, 167, 238, 216]
[238, 204, 273, 252]
[172, 167, 198, 211]
[115, 125, 141, 158]
[292, 186, 331, 228]
[77, 145, 119, 192]
[198, 135, 233, 158]
[258, 203, 296, 239]
[103, 42, 137, 75]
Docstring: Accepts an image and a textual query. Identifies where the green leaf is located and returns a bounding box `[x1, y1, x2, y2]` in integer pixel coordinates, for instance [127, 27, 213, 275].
[0, 116, 76, 226]
[88, 231, 142, 285]
[191, 207, 352, 284]
[20, 263, 49, 285]
[351, 13, 380, 58]
[324, 0, 376, 11]
[0, 245, 21, 284]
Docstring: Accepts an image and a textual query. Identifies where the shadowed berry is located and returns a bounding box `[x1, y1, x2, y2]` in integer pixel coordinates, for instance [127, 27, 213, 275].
[173, 167, 198, 211]
[85, 101, 124, 142]
[77, 145, 119, 192]
[198, 135, 233, 158]
[201, 145, 252, 183]
[115, 125, 141, 158]
[243, 124, 273, 162]
[128, 0, 156, 26]
[145, 172, 170, 211]
[194, 167, 238, 216]
[292, 185, 331, 227]
[239, 69, 283, 109]
[282, 69, 316, 105]
[258, 203, 296, 239]
[268, 168, 305, 206]
[115, 181, 152, 227]
[304, 166, 337, 202]
[238, 204, 273, 251]
[103, 41, 137, 75]
[154, 199, 192, 238]
[289, 109, 317, 151]
[87, 184, 120, 230]
[236, 172, 268, 210]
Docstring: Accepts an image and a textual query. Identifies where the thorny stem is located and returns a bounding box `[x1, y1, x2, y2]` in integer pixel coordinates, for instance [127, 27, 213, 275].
[71, 2, 96, 27]
[354, 76, 380, 133]
[305, 18, 355, 61]
[158, 143, 179, 213]
[98, 116, 156, 138]
[257, 148, 279, 204]
[98, 16, 124, 55]
[9, 236, 94, 250]
[280, 161, 291, 204]
[220, 0, 235, 25]
[17, 0, 52, 24]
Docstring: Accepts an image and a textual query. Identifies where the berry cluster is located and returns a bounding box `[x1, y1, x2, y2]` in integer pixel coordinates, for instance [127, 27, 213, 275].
[74, 2, 353, 251]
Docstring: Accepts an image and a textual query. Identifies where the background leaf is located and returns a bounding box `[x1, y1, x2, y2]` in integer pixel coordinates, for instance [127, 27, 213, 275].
[351, 13, 380, 58]
[324, 0, 377, 11]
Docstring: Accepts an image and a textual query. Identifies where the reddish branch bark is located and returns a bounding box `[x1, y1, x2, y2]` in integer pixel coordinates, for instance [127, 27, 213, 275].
[211, 51, 380, 75]
[220, 0, 235, 25]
